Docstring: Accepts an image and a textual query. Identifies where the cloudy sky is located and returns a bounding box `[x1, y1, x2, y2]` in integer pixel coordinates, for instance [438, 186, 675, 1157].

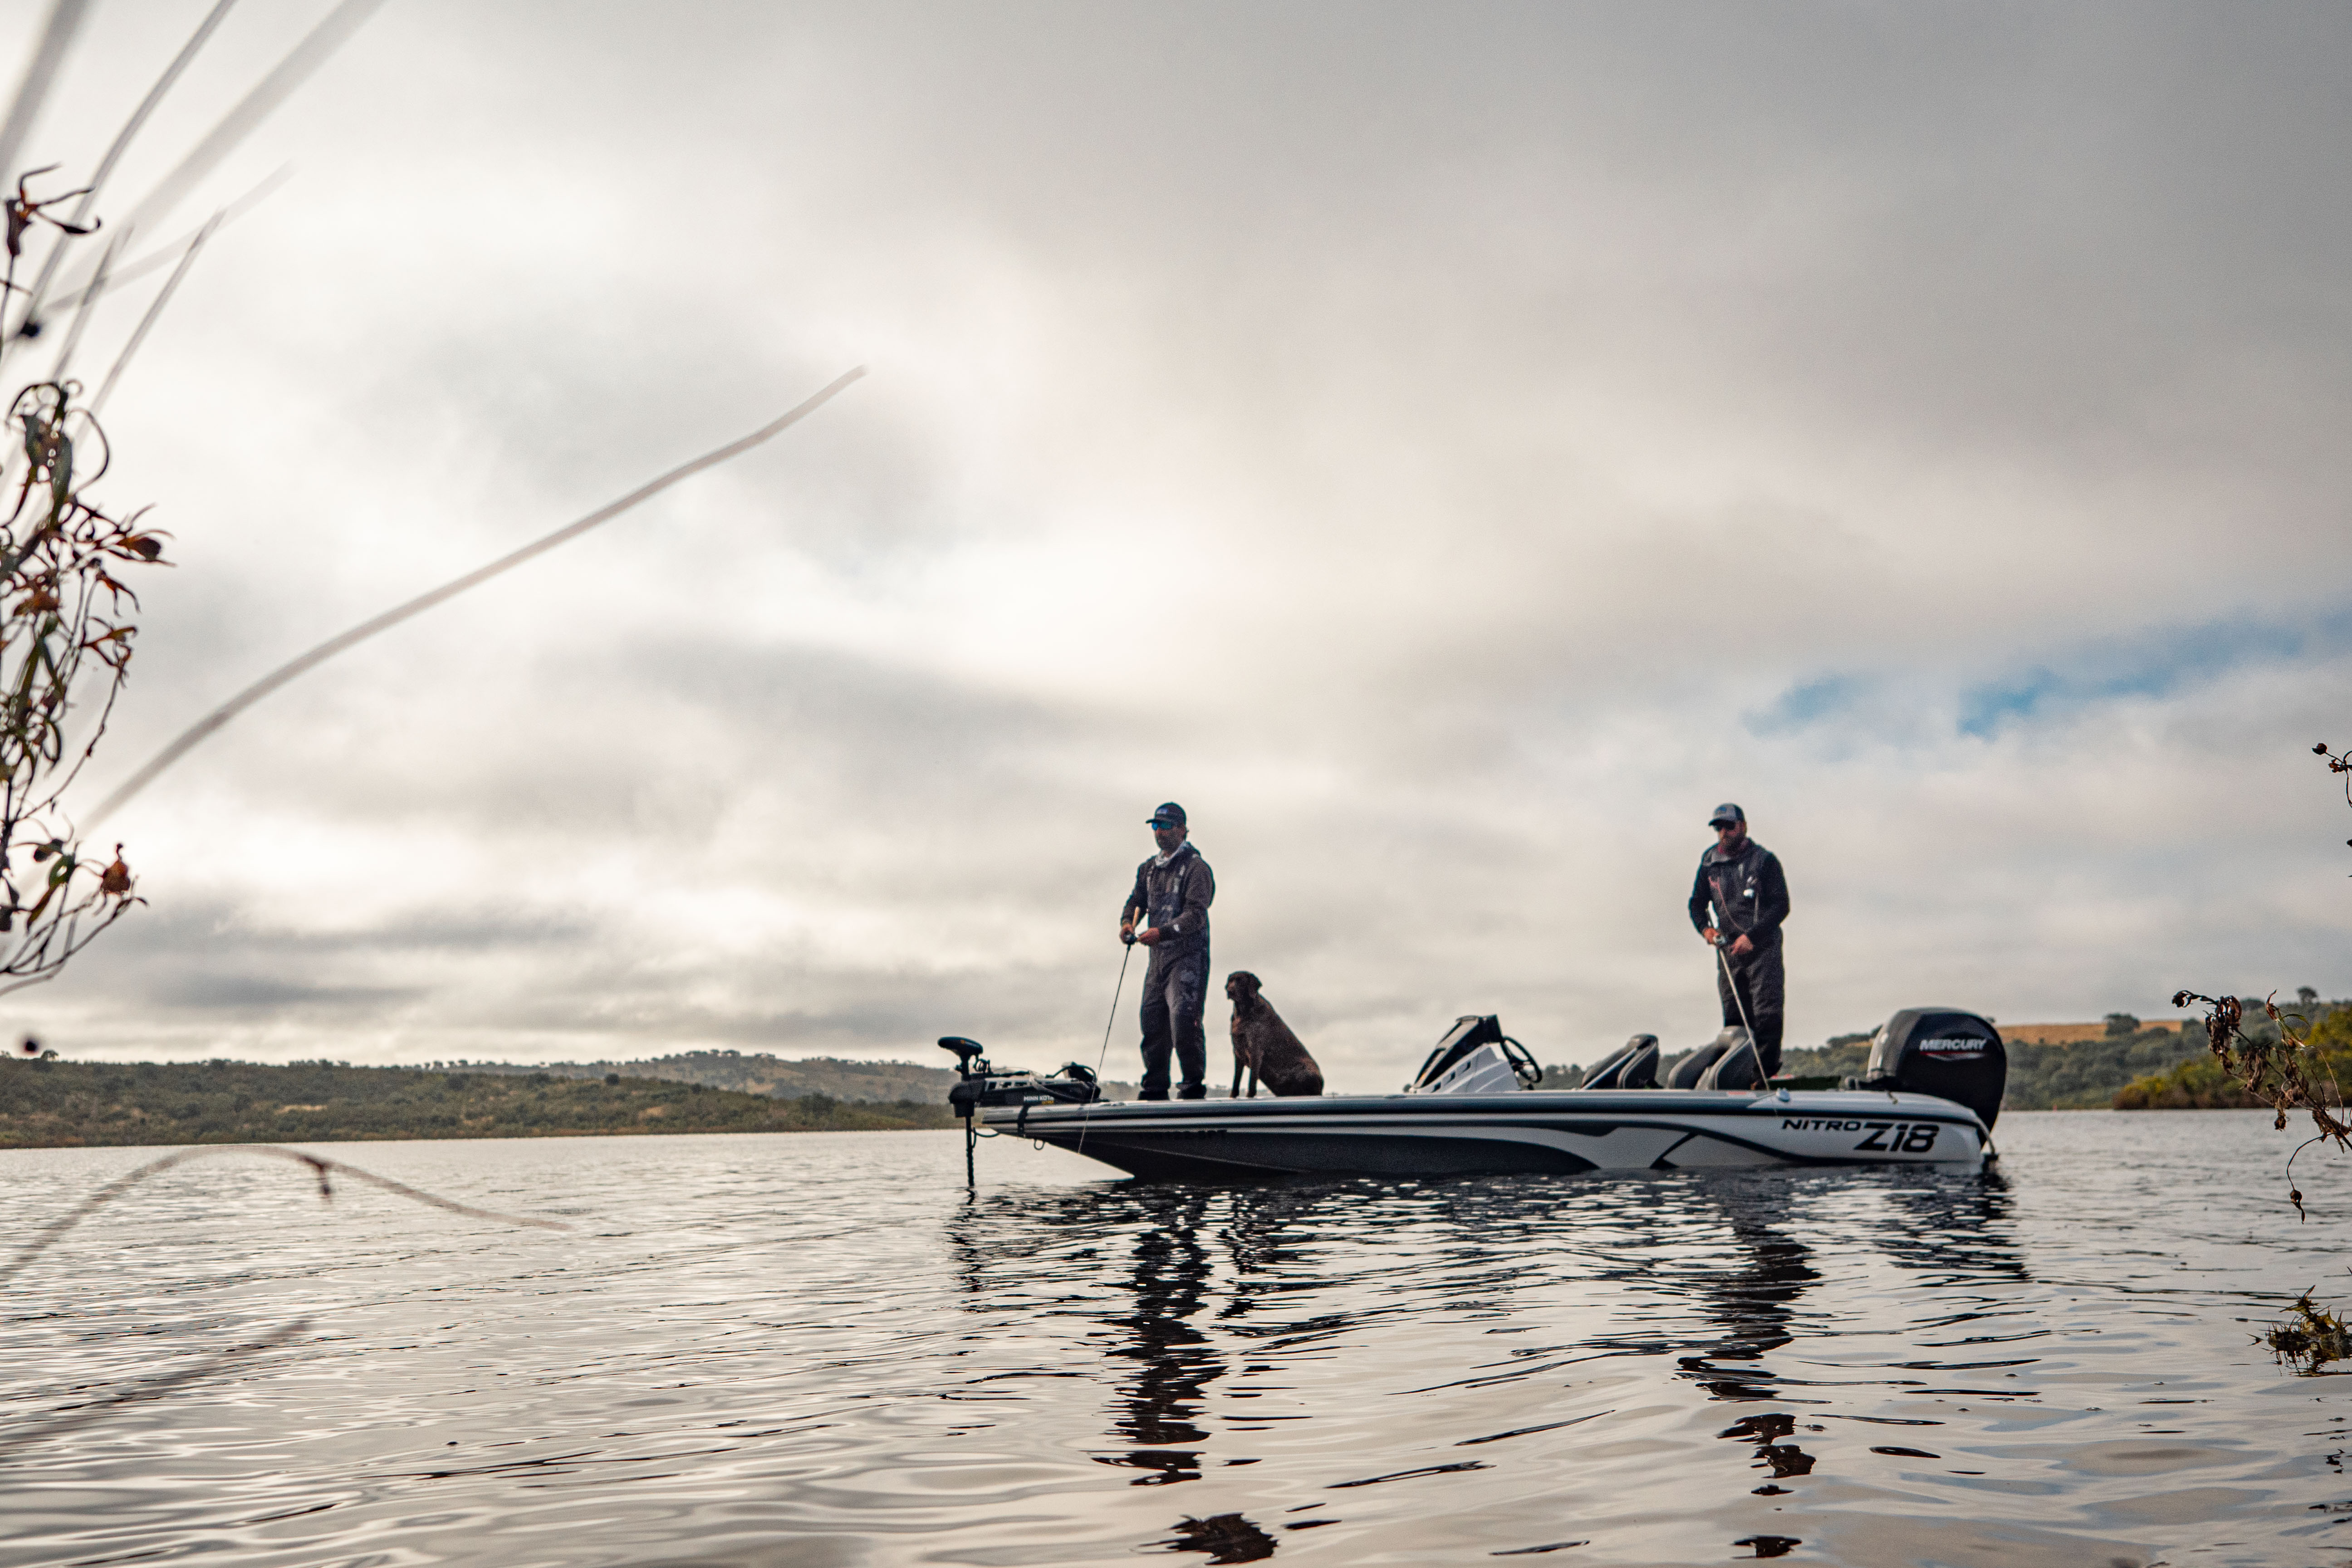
[0, 1, 2345, 1088]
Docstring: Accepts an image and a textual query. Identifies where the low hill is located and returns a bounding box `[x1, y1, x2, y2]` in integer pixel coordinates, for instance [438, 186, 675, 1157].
[2003, 1018, 2189, 1046]
[2004, 1027, 2211, 1109]
[0, 1059, 956, 1148]
[464, 1049, 1137, 1103]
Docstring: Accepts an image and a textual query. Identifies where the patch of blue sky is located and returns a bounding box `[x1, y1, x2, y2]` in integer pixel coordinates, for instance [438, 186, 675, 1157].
[1747, 674, 1866, 735]
[1956, 608, 2350, 738]
[1747, 604, 2352, 743]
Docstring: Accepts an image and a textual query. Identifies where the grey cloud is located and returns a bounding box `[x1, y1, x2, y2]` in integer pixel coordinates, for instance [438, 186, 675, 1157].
[145, 972, 421, 1011]
[5, 2, 2349, 1086]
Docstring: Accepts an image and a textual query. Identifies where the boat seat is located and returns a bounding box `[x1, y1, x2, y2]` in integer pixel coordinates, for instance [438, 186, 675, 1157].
[1696, 1030, 1765, 1092]
[1581, 1034, 1660, 1089]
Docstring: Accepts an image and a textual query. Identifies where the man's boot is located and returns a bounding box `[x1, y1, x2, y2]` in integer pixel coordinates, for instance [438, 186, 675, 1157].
[1176, 1083, 1205, 1101]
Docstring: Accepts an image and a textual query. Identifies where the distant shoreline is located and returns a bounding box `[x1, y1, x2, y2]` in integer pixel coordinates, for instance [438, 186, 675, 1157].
[0, 1059, 958, 1150]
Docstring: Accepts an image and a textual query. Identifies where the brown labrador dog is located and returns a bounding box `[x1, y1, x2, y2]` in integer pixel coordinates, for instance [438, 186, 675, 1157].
[1225, 971, 1325, 1098]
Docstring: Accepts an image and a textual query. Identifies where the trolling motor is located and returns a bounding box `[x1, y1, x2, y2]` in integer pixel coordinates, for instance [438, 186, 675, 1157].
[939, 1036, 1103, 1186]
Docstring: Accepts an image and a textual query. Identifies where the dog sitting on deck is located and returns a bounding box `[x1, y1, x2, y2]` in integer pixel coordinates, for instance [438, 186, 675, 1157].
[1225, 971, 1325, 1098]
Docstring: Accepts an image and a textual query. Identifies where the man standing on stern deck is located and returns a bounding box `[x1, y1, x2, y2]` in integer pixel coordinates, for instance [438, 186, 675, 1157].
[1120, 803, 1215, 1100]
[1688, 803, 1790, 1077]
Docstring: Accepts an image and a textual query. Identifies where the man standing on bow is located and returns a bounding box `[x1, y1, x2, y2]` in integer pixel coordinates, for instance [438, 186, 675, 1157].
[1120, 803, 1216, 1100]
[1688, 803, 1790, 1077]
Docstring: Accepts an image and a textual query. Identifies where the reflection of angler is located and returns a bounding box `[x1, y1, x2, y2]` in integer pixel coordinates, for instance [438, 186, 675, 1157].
[1681, 1192, 1821, 1403]
[1106, 1190, 1220, 1466]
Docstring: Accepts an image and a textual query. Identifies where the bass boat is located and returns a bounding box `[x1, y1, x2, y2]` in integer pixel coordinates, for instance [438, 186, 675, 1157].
[942, 1009, 2005, 1182]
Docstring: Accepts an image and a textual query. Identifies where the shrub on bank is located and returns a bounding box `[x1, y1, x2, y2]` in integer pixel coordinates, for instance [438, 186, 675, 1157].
[2115, 1004, 2352, 1110]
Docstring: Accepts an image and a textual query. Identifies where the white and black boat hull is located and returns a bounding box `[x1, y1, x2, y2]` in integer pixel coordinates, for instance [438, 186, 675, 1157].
[983, 1089, 1991, 1182]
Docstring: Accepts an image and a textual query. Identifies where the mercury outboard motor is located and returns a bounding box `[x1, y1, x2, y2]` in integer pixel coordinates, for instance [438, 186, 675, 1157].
[1581, 1033, 1661, 1090]
[1854, 1008, 2006, 1128]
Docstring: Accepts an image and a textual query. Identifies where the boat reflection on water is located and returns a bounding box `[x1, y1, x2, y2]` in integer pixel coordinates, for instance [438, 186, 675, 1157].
[945, 1163, 2024, 1563]
[1681, 1168, 2025, 1502]
[949, 1182, 1344, 1492]
[947, 1182, 1343, 1558]
[1872, 1163, 2024, 1280]
[1679, 1181, 1824, 1401]
[1100, 1186, 1216, 1483]
[1644, 1166, 2026, 1396]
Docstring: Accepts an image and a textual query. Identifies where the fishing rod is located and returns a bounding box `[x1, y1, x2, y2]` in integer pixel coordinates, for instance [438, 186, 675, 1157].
[1715, 935, 1764, 1083]
[1075, 931, 1137, 1156]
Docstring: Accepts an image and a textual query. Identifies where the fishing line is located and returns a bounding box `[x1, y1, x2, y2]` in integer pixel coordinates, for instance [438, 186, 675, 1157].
[1076, 937, 1135, 1153]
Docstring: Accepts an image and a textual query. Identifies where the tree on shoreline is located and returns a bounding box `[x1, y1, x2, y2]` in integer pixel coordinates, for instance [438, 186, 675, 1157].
[2116, 1005, 2352, 1111]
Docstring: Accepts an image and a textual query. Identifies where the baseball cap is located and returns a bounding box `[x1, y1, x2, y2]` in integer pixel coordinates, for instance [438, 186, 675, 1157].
[1147, 802, 1187, 828]
[1708, 803, 1745, 828]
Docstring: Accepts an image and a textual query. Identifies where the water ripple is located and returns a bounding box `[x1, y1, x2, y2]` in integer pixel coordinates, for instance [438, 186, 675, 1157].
[1, 1111, 2345, 1565]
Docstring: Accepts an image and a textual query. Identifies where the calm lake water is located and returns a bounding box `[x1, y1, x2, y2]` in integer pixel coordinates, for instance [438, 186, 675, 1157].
[4, 1111, 2350, 1567]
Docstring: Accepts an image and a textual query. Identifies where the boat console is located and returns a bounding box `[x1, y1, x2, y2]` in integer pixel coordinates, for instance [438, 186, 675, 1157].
[1405, 1015, 1543, 1095]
